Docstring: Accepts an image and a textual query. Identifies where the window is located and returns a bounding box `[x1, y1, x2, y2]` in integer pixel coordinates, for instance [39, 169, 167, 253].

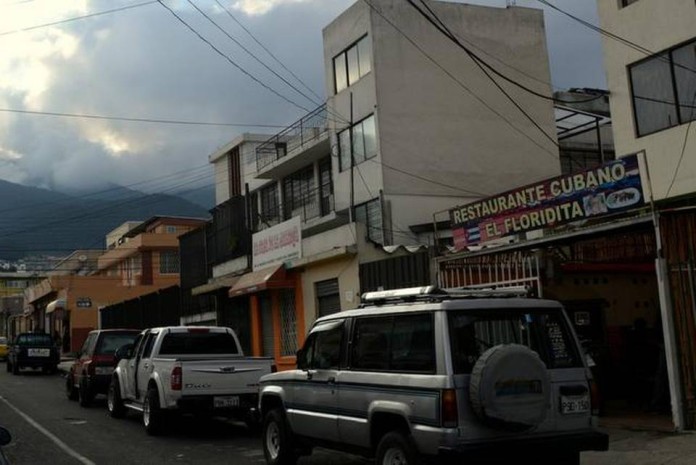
[159, 332, 240, 355]
[338, 115, 377, 171]
[319, 156, 334, 216]
[333, 35, 372, 93]
[165, 225, 177, 234]
[351, 314, 435, 373]
[159, 251, 180, 274]
[620, 0, 640, 7]
[283, 166, 316, 220]
[6, 280, 28, 288]
[260, 183, 280, 224]
[228, 146, 242, 197]
[629, 39, 696, 136]
[354, 198, 383, 244]
[448, 309, 581, 374]
[316, 278, 341, 317]
[96, 333, 138, 355]
[305, 321, 344, 370]
[280, 289, 298, 357]
[140, 333, 157, 358]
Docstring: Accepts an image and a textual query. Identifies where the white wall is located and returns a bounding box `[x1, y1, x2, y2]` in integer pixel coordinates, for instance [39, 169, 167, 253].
[597, 0, 696, 200]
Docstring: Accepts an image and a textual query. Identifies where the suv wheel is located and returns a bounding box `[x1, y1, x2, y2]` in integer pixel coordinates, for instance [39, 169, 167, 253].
[66, 375, 78, 401]
[107, 378, 126, 418]
[143, 387, 165, 435]
[376, 431, 420, 465]
[262, 409, 297, 465]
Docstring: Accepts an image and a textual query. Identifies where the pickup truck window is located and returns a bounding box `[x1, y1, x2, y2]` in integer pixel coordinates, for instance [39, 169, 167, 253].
[141, 333, 157, 358]
[159, 332, 240, 355]
[16, 334, 53, 345]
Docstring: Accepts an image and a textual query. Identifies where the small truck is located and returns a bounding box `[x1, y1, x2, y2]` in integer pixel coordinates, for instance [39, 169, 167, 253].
[108, 326, 273, 435]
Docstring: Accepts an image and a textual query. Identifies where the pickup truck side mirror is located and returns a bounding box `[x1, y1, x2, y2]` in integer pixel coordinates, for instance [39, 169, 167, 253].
[115, 344, 134, 361]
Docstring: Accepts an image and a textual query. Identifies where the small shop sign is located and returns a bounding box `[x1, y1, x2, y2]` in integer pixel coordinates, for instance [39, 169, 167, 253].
[449, 154, 646, 250]
[76, 297, 92, 308]
[252, 216, 302, 271]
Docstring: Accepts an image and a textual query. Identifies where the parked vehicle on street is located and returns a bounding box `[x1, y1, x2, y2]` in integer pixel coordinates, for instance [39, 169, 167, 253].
[66, 329, 140, 407]
[108, 326, 274, 435]
[7, 332, 59, 375]
[258, 286, 609, 465]
[0, 337, 8, 361]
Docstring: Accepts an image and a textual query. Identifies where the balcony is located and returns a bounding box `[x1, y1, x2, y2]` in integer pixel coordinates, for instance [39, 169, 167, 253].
[256, 104, 330, 180]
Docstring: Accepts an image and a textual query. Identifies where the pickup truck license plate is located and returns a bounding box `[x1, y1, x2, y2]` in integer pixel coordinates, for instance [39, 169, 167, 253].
[561, 395, 590, 414]
[28, 348, 50, 357]
[214, 396, 240, 409]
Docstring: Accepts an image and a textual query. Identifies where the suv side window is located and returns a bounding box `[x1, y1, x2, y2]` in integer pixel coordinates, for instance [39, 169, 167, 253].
[351, 313, 435, 373]
[302, 321, 344, 370]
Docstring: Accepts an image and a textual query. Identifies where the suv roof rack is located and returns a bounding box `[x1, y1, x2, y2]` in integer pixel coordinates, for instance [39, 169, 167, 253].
[360, 285, 531, 306]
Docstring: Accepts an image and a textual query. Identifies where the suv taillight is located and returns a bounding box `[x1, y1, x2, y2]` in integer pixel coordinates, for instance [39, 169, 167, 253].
[590, 379, 600, 416]
[171, 366, 182, 391]
[441, 389, 458, 428]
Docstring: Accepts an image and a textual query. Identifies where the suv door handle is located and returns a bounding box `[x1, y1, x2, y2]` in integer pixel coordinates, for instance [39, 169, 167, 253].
[327, 376, 336, 384]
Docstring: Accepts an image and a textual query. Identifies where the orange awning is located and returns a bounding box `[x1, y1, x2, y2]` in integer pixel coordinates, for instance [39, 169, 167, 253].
[229, 265, 294, 297]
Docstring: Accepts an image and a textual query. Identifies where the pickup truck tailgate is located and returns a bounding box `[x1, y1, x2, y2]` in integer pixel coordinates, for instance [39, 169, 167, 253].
[180, 357, 272, 396]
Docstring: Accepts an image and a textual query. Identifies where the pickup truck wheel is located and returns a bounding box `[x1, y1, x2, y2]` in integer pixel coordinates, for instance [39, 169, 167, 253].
[107, 378, 126, 419]
[66, 375, 78, 401]
[262, 409, 297, 465]
[376, 431, 420, 465]
[78, 379, 94, 407]
[143, 387, 166, 436]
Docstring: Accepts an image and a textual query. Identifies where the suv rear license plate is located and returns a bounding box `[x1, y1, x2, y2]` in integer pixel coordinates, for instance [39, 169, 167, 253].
[28, 349, 50, 357]
[214, 396, 240, 408]
[561, 395, 590, 414]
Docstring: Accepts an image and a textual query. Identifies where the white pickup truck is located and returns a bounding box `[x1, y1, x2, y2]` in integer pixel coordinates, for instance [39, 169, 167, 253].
[107, 326, 274, 435]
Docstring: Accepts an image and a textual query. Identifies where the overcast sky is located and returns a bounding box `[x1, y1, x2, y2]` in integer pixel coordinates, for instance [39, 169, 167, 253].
[0, 0, 605, 195]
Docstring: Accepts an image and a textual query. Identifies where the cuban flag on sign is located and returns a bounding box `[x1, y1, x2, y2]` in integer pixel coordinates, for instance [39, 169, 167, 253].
[466, 225, 481, 243]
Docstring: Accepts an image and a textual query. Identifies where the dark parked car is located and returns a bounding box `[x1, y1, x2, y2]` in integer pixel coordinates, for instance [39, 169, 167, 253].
[66, 329, 140, 407]
[0, 426, 10, 465]
[7, 332, 59, 375]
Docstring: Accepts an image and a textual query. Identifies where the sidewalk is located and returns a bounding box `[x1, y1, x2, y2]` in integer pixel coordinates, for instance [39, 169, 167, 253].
[584, 428, 696, 465]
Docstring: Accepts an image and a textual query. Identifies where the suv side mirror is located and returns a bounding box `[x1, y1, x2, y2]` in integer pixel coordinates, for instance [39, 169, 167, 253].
[115, 344, 134, 361]
[296, 348, 308, 370]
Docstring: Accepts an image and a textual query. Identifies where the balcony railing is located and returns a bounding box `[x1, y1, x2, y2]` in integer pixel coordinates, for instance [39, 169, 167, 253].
[256, 104, 328, 171]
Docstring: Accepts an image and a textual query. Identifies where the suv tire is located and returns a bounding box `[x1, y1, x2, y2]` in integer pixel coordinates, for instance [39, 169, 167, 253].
[107, 378, 126, 418]
[262, 409, 297, 465]
[376, 431, 420, 465]
[66, 375, 78, 401]
[143, 387, 165, 436]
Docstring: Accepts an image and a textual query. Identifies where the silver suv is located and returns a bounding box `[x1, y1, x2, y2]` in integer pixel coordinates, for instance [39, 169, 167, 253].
[258, 286, 608, 465]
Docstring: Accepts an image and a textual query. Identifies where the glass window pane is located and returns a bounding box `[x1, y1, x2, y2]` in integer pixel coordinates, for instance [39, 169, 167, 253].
[339, 130, 351, 171]
[358, 36, 372, 78]
[366, 199, 383, 244]
[630, 53, 679, 136]
[362, 115, 377, 158]
[354, 203, 367, 225]
[352, 317, 391, 370]
[673, 43, 696, 123]
[347, 46, 360, 86]
[390, 314, 435, 372]
[352, 122, 366, 164]
[334, 54, 347, 93]
[312, 324, 343, 369]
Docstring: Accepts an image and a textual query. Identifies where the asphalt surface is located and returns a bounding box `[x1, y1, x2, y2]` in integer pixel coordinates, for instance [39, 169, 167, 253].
[1, 364, 690, 465]
[0, 365, 367, 465]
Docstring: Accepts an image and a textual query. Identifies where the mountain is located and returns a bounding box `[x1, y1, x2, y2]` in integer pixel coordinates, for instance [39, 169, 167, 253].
[0, 180, 210, 260]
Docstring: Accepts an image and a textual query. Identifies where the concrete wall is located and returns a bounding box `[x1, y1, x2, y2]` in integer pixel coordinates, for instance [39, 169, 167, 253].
[597, 0, 696, 200]
[323, 0, 560, 238]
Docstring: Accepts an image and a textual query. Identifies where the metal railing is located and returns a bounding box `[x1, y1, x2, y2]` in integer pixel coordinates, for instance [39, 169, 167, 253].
[256, 104, 328, 171]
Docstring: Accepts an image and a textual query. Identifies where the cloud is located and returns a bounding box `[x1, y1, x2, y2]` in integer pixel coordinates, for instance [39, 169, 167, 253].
[231, 0, 312, 16]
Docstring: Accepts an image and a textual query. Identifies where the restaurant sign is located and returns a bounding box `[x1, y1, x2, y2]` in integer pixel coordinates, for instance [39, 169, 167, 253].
[449, 154, 646, 251]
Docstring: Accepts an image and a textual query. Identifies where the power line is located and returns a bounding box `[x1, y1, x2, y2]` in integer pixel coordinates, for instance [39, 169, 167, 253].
[0, 1, 157, 37]
[0, 107, 289, 128]
[360, 0, 558, 160]
[212, 0, 323, 102]
[407, 0, 560, 149]
[156, 0, 312, 114]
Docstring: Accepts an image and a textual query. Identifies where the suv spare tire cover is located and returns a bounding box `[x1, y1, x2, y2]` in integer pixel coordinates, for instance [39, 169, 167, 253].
[469, 344, 550, 430]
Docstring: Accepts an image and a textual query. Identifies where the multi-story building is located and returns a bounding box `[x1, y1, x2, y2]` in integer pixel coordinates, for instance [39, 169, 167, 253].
[183, 0, 561, 370]
[597, 0, 696, 430]
[24, 216, 206, 352]
[0, 272, 44, 338]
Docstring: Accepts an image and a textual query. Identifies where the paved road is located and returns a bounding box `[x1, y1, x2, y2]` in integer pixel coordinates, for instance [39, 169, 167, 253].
[0, 366, 366, 465]
[2, 364, 687, 465]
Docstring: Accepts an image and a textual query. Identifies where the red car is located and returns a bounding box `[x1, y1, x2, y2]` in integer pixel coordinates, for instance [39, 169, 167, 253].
[66, 329, 140, 407]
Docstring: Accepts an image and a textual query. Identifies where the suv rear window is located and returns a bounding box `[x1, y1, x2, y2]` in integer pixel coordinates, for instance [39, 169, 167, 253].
[96, 333, 139, 355]
[159, 332, 240, 355]
[17, 334, 53, 345]
[448, 309, 581, 374]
